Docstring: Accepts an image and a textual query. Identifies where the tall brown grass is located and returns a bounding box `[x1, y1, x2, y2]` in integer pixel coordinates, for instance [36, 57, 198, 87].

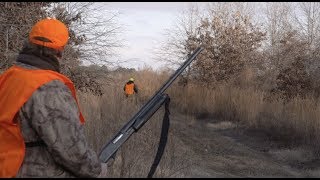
[78, 68, 193, 177]
[78, 66, 320, 177]
[169, 82, 320, 148]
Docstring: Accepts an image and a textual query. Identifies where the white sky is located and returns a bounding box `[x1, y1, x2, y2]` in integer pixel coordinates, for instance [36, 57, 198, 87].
[101, 2, 208, 70]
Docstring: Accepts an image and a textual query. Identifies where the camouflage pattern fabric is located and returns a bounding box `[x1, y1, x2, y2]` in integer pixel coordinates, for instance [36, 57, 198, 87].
[14, 62, 101, 178]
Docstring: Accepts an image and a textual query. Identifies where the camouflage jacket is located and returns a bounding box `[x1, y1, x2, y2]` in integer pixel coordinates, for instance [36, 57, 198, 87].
[13, 55, 101, 178]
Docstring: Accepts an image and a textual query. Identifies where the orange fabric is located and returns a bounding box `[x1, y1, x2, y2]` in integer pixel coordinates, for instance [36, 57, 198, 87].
[29, 18, 69, 51]
[0, 65, 84, 177]
[125, 83, 135, 95]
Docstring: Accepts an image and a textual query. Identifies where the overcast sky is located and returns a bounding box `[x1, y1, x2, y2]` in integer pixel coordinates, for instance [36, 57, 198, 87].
[101, 2, 208, 70]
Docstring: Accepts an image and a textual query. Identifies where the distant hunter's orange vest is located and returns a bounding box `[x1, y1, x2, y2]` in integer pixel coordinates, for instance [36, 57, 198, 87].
[0, 65, 85, 177]
[125, 83, 135, 95]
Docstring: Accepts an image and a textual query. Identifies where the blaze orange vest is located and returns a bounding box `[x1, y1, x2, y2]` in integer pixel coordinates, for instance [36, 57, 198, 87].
[125, 83, 135, 95]
[0, 65, 85, 177]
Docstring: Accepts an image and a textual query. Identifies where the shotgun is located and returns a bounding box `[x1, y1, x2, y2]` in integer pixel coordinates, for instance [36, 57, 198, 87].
[98, 47, 203, 173]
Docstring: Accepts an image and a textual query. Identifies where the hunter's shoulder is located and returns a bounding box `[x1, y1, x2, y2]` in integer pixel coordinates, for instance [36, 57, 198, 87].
[37, 80, 71, 94]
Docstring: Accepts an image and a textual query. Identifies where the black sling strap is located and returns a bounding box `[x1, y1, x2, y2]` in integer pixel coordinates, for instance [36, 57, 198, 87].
[147, 96, 171, 178]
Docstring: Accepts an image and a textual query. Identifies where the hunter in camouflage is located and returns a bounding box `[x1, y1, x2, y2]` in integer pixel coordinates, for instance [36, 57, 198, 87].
[15, 62, 104, 177]
[0, 18, 108, 178]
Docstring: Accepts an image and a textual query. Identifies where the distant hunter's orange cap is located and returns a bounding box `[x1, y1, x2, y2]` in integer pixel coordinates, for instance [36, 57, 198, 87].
[29, 18, 69, 51]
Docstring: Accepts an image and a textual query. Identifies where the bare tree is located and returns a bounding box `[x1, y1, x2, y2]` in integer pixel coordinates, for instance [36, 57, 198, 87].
[46, 2, 124, 94]
[157, 2, 265, 86]
[47, 2, 123, 68]
[153, 4, 205, 86]
[291, 3, 320, 97]
[0, 3, 123, 94]
[257, 2, 320, 99]
[293, 2, 320, 52]
[155, 4, 204, 68]
[261, 2, 295, 69]
[0, 2, 50, 70]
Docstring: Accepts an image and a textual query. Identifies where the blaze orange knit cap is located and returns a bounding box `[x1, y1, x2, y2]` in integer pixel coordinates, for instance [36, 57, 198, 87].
[29, 18, 69, 51]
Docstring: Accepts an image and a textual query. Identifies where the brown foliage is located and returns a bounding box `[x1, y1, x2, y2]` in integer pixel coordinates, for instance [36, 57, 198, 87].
[189, 11, 266, 85]
[0, 2, 50, 69]
[273, 57, 312, 100]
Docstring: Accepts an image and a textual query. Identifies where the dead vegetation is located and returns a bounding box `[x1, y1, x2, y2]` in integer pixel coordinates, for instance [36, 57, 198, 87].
[78, 65, 320, 177]
[2, 2, 320, 177]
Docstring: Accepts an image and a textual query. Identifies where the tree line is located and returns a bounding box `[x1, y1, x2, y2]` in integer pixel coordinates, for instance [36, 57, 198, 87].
[2, 2, 320, 100]
[0, 2, 122, 95]
[157, 2, 320, 100]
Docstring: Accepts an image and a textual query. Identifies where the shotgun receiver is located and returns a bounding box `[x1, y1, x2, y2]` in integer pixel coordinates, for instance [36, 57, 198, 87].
[98, 47, 204, 165]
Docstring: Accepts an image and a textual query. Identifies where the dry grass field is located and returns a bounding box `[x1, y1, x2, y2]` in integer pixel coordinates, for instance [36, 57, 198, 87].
[77, 68, 320, 177]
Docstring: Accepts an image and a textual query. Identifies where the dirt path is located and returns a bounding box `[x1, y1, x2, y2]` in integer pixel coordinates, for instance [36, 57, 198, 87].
[169, 114, 320, 178]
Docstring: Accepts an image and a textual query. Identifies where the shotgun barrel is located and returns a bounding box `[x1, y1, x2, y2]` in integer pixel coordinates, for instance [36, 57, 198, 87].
[98, 46, 204, 163]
